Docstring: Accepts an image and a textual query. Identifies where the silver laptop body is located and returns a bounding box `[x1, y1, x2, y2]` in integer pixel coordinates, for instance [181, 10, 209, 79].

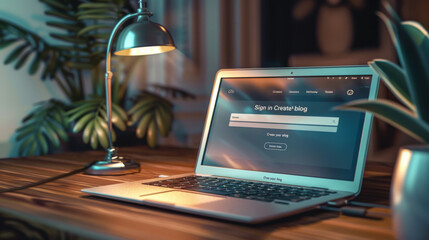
[82, 66, 379, 223]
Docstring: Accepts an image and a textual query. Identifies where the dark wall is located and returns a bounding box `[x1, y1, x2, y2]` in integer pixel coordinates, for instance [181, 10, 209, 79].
[261, 0, 380, 67]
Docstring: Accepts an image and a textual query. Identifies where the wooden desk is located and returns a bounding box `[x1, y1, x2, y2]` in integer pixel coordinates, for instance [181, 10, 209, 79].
[0, 146, 395, 239]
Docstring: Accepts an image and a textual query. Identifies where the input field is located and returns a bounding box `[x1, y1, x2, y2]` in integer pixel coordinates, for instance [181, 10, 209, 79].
[230, 113, 339, 126]
[229, 121, 338, 133]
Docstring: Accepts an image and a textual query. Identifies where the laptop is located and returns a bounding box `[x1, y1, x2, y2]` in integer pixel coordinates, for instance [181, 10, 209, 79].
[82, 65, 379, 224]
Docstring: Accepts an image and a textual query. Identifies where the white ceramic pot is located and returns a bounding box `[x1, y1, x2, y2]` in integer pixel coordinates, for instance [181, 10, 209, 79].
[392, 146, 429, 240]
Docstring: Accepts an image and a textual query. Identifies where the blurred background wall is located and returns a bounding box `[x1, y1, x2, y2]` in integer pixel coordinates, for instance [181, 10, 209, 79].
[0, 0, 428, 161]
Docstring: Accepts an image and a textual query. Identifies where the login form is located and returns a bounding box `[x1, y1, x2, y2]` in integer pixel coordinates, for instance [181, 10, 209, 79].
[202, 76, 372, 180]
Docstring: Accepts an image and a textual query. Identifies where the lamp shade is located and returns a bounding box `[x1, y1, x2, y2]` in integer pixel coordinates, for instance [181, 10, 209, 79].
[114, 20, 175, 56]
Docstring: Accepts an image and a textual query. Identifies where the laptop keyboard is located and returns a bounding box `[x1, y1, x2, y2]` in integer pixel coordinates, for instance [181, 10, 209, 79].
[144, 176, 336, 204]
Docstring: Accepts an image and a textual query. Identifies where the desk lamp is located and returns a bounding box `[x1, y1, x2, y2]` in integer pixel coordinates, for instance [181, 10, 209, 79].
[86, 0, 175, 175]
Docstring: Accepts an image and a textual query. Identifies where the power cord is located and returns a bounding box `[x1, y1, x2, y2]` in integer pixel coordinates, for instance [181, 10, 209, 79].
[0, 160, 98, 194]
[318, 200, 390, 218]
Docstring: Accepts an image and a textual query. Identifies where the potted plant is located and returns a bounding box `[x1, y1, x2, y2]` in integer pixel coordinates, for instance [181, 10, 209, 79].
[0, 0, 193, 156]
[338, 2, 429, 239]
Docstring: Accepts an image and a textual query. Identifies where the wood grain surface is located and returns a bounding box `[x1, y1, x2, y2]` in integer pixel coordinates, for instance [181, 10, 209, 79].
[0, 146, 395, 240]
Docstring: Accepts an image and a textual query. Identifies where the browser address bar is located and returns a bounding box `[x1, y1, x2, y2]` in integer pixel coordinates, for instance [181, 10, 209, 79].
[229, 113, 339, 133]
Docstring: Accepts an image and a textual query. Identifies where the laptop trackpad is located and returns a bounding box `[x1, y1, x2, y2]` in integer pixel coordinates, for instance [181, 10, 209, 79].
[140, 191, 225, 206]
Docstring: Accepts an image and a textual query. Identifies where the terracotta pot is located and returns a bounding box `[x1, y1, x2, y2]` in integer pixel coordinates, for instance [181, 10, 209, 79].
[391, 146, 429, 240]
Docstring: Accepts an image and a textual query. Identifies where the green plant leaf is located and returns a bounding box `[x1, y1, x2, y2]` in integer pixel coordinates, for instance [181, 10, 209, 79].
[381, 6, 429, 124]
[15, 100, 69, 156]
[73, 112, 94, 133]
[43, 123, 61, 148]
[46, 117, 68, 141]
[18, 135, 34, 155]
[402, 21, 428, 44]
[68, 102, 98, 120]
[0, 39, 18, 49]
[0, 19, 68, 85]
[14, 50, 32, 70]
[77, 14, 116, 21]
[77, 9, 116, 16]
[16, 124, 37, 141]
[40, 0, 69, 11]
[90, 42, 108, 48]
[130, 102, 155, 125]
[37, 132, 48, 155]
[158, 105, 173, 135]
[130, 92, 174, 147]
[147, 121, 157, 148]
[28, 53, 42, 75]
[83, 120, 94, 144]
[46, 50, 58, 79]
[46, 22, 81, 32]
[50, 33, 87, 44]
[27, 142, 38, 156]
[55, 45, 88, 52]
[368, 60, 414, 111]
[112, 103, 128, 121]
[4, 43, 28, 65]
[77, 24, 111, 37]
[90, 128, 98, 149]
[136, 112, 153, 138]
[68, 98, 122, 149]
[128, 98, 155, 114]
[94, 116, 109, 148]
[155, 108, 168, 137]
[44, 10, 76, 21]
[65, 61, 94, 69]
[402, 21, 429, 69]
[337, 99, 429, 144]
[130, 95, 173, 146]
[113, 114, 127, 131]
[78, 2, 115, 9]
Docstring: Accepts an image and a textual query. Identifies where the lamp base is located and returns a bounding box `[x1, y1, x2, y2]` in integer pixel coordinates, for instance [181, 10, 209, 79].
[85, 148, 140, 175]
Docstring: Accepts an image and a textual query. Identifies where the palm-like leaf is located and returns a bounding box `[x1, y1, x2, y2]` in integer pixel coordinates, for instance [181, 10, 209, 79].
[129, 92, 173, 148]
[0, 20, 50, 76]
[76, 0, 131, 54]
[67, 98, 128, 149]
[0, 19, 84, 100]
[337, 100, 429, 144]
[42, 0, 100, 71]
[15, 100, 69, 156]
[2, 0, 181, 155]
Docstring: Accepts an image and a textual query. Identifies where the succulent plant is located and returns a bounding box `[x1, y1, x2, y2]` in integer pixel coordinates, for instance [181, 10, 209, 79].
[338, 2, 429, 145]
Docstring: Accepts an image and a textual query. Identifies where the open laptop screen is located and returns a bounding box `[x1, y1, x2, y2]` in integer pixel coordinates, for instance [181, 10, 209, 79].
[201, 75, 372, 181]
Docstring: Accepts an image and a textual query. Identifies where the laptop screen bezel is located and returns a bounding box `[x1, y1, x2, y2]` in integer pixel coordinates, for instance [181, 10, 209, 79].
[195, 66, 379, 194]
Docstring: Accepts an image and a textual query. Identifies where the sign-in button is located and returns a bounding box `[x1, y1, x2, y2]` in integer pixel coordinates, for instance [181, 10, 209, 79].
[264, 142, 287, 151]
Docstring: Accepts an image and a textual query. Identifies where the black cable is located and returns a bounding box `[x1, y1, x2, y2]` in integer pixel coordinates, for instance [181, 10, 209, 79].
[0, 161, 98, 194]
[347, 200, 390, 209]
[319, 203, 391, 219]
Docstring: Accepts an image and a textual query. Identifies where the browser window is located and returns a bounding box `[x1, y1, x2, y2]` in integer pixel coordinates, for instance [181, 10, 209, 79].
[202, 76, 372, 181]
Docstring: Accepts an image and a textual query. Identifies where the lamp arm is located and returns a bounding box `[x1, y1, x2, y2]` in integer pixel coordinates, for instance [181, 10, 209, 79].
[104, 13, 139, 154]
